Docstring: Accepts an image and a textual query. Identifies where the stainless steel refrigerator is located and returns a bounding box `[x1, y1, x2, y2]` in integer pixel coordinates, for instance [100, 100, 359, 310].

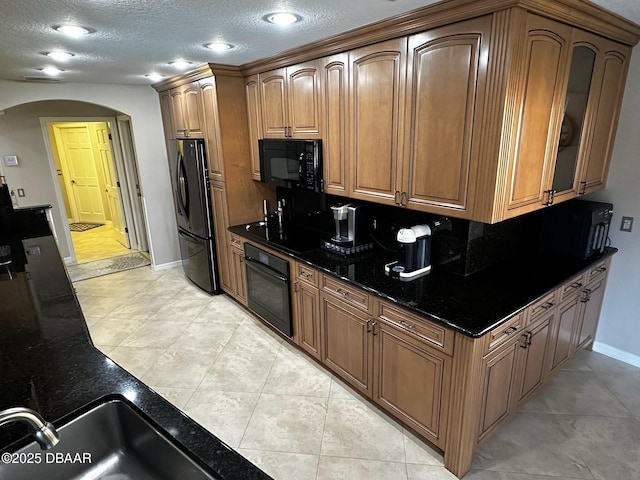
[169, 139, 220, 294]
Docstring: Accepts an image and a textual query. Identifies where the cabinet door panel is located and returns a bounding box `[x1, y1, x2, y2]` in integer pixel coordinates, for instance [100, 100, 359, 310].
[170, 88, 187, 137]
[515, 314, 552, 406]
[288, 63, 321, 138]
[404, 17, 489, 213]
[260, 68, 288, 138]
[478, 341, 518, 441]
[296, 282, 321, 359]
[231, 247, 247, 305]
[581, 44, 629, 193]
[374, 322, 450, 447]
[349, 38, 407, 204]
[245, 75, 262, 180]
[320, 294, 372, 395]
[505, 16, 571, 216]
[322, 54, 348, 196]
[182, 83, 205, 137]
[211, 182, 234, 294]
[200, 80, 224, 180]
[577, 279, 605, 349]
[549, 297, 579, 372]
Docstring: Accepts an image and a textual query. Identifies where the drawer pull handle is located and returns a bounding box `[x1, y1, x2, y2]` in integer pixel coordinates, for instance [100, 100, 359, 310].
[366, 318, 372, 333]
[596, 266, 607, 273]
[570, 282, 583, 290]
[336, 288, 348, 297]
[399, 319, 415, 329]
[503, 326, 518, 335]
[540, 301, 555, 310]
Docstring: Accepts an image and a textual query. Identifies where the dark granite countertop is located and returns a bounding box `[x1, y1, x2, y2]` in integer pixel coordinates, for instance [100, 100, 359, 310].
[229, 223, 616, 338]
[0, 218, 271, 479]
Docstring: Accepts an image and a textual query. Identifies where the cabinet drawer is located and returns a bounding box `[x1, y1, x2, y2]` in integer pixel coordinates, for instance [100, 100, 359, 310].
[527, 291, 558, 324]
[322, 276, 371, 313]
[484, 313, 523, 355]
[230, 233, 243, 251]
[295, 263, 319, 287]
[586, 260, 609, 284]
[559, 273, 586, 303]
[377, 301, 453, 355]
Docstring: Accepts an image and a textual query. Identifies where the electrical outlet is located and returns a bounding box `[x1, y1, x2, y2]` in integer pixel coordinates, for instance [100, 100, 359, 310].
[17, 188, 25, 197]
[620, 216, 634, 232]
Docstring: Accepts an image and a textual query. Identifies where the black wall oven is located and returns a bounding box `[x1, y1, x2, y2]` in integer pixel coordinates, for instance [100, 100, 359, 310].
[244, 243, 292, 338]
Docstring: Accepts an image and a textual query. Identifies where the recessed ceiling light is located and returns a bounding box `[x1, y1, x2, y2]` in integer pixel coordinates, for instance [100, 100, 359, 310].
[46, 51, 74, 61]
[205, 42, 233, 52]
[41, 66, 64, 76]
[56, 25, 90, 37]
[168, 60, 193, 69]
[264, 12, 301, 25]
[144, 73, 165, 82]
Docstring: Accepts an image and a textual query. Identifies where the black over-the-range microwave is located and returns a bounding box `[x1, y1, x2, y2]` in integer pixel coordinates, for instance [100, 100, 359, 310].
[259, 139, 323, 193]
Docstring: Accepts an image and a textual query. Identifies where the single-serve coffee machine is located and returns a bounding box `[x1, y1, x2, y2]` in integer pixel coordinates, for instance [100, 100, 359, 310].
[321, 203, 373, 256]
[385, 224, 433, 281]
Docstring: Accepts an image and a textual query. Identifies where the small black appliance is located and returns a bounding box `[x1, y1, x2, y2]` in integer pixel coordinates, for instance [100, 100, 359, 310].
[259, 139, 323, 192]
[542, 200, 613, 258]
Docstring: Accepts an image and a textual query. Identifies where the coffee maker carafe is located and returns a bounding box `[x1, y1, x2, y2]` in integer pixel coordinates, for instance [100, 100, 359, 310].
[385, 224, 432, 281]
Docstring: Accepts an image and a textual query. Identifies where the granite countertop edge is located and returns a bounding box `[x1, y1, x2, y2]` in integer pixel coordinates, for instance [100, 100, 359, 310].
[229, 223, 617, 339]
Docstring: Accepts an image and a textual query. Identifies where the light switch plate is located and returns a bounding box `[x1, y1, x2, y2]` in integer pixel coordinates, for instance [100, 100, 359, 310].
[3, 155, 18, 166]
[620, 216, 634, 232]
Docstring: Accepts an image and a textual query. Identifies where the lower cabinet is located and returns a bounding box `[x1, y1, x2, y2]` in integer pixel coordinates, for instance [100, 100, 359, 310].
[514, 313, 553, 407]
[576, 278, 606, 349]
[548, 295, 581, 373]
[374, 319, 451, 448]
[294, 280, 321, 359]
[478, 338, 519, 442]
[319, 292, 374, 396]
[230, 242, 247, 306]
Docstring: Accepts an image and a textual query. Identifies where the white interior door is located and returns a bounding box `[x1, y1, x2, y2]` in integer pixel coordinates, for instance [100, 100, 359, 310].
[93, 123, 130, 248]
[56, 125, 106, 224]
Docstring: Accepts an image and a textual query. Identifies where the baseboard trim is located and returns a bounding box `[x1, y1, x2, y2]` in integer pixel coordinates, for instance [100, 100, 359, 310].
[151, 260, 182, 271]
[592, 341, 640, 368]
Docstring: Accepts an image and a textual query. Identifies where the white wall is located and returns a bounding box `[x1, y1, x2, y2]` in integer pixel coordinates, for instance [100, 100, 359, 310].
[0, 80, 179, 266]
[589, 44, 640, 365]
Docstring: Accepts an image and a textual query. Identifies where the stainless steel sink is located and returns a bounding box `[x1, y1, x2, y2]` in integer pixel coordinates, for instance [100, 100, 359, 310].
[0, 398, 220, 479]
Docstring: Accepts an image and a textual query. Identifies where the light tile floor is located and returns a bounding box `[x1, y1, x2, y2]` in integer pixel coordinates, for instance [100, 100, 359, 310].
[70, 223, 132, 264]
[76, 266, 640, 480]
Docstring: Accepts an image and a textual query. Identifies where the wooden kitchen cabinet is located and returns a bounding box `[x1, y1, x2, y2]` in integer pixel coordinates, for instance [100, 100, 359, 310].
[199, 78, 224, 180]
[320, 290, 374, 396]
[321, 53, 348, 196]
[576, 277, 606, 349]
[501, 14, 572, 219]
[548, 294, 581, 373]
[245, 74, 262, 180]
[348, 37, 407, 205]
[159, 90, 175, 142]
[401, 16, 491, 216]
[293, 264, 321, 359]
[477, 335, 519, 442]
[170, 82, 205, 138]
[259, 61, 322, 139]
[374, 315, 451, 448]
[210, 180, 234, 294]
[230, 236, 247, 306]
[577, 36, 630, 195]
[513, 312, 553, 408]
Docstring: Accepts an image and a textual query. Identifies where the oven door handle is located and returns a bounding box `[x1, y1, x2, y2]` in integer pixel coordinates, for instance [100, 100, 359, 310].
[244, 256, 288, 283]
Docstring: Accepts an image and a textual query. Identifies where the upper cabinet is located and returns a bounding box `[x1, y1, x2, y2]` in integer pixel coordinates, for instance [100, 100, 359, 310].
[169, 82, 205, 138]
[245, 74, 262, 180]
[401, 16, 491, 216]
[348, 38, 407, 205]
[501, 15, 573, 219]
[259, 61, 322, 138]
[241, 0, 638, 223]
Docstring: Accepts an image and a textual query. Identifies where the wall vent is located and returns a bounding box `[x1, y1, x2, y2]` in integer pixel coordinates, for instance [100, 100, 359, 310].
[21, 76, 63, 83]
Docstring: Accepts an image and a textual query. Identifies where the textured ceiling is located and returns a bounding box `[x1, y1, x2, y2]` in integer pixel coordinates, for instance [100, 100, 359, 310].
[0, 0, 638, 85]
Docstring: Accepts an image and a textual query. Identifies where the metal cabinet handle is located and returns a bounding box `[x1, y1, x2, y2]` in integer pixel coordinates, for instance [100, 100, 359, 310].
[579, 181, 587, 195]
[570, 282, 583, 290]
[503, 325, 518, 336]
[336, 288, 348, 297]
[394, 191, 400, 205]
[597, 266, 607, 273]
[372, 321, 378, 336]
[520, 331, 533, 348]
[399, 319, 415, 329]
[540, 301, 555, 310]
[366, 318, 373, 333]
[400, 191, 407, 206]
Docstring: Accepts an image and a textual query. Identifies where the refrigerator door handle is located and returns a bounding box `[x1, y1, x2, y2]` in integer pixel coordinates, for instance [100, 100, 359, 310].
[177, 152, 190, 218]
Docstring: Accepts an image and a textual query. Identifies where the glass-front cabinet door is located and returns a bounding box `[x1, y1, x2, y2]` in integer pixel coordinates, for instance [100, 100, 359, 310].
[551, 40, 597, 201]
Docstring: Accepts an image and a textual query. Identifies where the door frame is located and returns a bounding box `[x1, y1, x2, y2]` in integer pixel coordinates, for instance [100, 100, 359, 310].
[40, 116, 147, 263]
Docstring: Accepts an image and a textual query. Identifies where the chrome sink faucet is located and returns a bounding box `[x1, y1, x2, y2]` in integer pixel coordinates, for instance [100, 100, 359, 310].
[0, 407, 60, 449]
